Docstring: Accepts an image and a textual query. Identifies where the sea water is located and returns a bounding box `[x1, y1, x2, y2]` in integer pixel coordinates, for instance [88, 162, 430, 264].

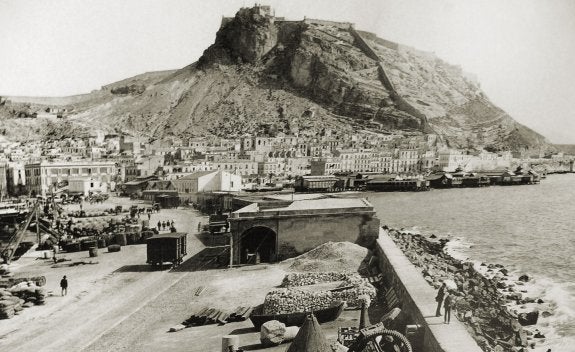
[367, 173, 575, 351]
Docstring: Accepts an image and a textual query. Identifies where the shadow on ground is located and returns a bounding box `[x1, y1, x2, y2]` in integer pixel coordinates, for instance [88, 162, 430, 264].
[229, 327, 257, 335]
[114, 264, 161, 272]
[170, 247, 230, 272]
[194, 232, 229, 247]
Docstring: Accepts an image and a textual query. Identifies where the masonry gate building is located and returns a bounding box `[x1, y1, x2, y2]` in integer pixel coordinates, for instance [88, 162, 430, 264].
[228, 197, 380, 265]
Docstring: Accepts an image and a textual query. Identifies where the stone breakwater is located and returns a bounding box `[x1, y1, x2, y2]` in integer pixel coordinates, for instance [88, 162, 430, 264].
[385, 227, 551, 352]
[263, 272, 376, 314]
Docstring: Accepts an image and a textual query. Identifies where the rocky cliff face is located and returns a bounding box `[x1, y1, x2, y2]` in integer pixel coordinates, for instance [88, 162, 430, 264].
[3, 6, 550, 151]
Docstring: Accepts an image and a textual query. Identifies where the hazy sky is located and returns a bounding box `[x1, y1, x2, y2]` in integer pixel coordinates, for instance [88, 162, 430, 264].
[1, 0, 574, 143]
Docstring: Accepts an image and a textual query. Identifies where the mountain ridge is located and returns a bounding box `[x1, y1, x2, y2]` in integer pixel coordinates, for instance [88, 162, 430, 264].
[0, 5, 551, 152]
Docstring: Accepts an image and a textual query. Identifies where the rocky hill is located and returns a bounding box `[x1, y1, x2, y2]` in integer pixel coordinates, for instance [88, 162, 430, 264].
[1, 6, 550, 151]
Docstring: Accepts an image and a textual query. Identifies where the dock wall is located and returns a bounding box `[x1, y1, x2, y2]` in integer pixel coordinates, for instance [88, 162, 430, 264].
[374, 228, 483, 352]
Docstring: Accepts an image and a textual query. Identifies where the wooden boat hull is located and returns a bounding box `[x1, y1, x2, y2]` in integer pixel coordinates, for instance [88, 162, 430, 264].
[249, 301, 345, 330]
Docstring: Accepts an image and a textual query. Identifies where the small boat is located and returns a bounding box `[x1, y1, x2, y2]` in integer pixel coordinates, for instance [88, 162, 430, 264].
[249, 301, 345, 330]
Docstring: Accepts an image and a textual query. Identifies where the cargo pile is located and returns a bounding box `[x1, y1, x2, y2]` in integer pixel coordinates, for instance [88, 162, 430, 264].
[281, 241, 371, 274]
[263, 273, 376, 314]
[171, 305, 254, 331]
[281, 272, 349, 287]
[0, 273, 47, 319]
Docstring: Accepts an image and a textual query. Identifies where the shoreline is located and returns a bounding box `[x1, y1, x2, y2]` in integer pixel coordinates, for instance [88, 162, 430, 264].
[383, 225, 556, 352]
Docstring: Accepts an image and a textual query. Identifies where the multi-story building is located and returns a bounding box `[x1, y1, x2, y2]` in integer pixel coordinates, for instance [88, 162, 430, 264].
[25, 160, 116, 196]
[213, 160, 258, 176]
[0, 164, 7, 198]
[437, 149, 474, 172]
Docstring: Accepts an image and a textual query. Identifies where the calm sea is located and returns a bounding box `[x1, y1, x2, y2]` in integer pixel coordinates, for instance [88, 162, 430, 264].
[367, 173, 575, 351]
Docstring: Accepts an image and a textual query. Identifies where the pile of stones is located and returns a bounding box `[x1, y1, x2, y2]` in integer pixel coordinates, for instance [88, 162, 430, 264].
[264, 272, 376, 314]
[281, 272, 349, 287]
[386, 227, 549, 352]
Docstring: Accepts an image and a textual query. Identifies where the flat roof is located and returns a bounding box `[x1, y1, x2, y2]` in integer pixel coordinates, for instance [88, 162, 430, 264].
[147, 232, 187, 240]
[233, 197, 372, 214]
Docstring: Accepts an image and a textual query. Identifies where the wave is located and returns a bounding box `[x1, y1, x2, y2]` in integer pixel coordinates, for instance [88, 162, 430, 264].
[425, 231, 575, 351]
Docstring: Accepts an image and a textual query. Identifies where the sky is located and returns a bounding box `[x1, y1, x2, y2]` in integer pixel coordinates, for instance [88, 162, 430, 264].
[1, 0, 574, 143]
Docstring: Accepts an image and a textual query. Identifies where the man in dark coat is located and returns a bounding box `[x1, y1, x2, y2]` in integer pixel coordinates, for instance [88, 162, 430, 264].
[435, 282, 447, 316]
[60, 275, 68, 296]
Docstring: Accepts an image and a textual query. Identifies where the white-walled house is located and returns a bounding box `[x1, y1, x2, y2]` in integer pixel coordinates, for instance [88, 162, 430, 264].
[68, 177, 108, 196]
[172, 170, 241, 195]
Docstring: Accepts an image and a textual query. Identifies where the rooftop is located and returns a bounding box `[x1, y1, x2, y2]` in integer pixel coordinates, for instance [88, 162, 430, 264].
[233, 197, 373, 215]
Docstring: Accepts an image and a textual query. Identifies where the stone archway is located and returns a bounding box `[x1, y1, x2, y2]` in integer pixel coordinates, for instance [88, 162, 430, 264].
[239, 226, 277, 264]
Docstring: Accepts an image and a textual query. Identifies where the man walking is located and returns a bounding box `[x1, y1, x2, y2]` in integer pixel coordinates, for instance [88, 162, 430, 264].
[60, 275, 68, 296]
[435, 282, 446, 317]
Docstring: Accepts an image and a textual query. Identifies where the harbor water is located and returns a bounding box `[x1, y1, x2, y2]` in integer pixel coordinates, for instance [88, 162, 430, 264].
[368, 173, 575, 351]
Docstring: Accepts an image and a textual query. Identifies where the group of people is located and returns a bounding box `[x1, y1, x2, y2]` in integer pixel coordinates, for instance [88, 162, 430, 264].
[157, 220, 176, 232]
[435, 282, 455, 324]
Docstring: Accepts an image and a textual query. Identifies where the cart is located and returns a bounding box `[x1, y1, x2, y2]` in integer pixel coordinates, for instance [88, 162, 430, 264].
[146, 232, 187, 268]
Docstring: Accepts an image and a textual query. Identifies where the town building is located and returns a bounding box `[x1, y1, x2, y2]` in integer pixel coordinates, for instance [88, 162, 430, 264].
[172, 170, 242, 203]
[24, 160, 116, 197]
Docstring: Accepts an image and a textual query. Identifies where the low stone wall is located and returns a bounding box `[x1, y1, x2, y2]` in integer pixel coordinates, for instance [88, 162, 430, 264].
[375, 228, 483, 352]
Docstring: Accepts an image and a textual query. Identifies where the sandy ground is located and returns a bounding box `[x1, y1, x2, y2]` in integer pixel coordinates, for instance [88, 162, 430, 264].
[0, 196, 369, 351]
[0, 197, 210, 351]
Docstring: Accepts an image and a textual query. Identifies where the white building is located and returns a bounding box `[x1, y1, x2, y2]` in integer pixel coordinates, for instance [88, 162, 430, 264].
[25, 160, 116, 196]
[68, 177, 108, 196]
[171, 170, 242, 195]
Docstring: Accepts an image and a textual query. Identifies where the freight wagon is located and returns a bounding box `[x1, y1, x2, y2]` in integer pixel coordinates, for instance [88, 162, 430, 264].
[146, 232, 187, 268]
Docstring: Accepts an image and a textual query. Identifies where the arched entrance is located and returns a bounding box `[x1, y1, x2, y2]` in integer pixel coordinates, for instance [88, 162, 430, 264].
[239, 226, 277, 264]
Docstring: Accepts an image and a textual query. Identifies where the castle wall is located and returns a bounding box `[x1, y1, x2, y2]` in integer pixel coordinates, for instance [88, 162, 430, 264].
[303, 18, 354, 30]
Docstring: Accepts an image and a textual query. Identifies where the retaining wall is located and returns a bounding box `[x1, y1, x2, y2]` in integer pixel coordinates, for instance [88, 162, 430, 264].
[375, 228, 483, 352]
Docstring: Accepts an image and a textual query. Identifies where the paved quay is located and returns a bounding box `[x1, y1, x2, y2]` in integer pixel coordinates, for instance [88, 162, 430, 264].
[377, 230, 483, 352]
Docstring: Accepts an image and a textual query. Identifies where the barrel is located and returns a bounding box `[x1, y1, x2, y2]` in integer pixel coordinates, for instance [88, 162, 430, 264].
[108, 244, 121, 253]
[126, 233, 137, 245]
[81, 240, 97, 251]
[88, 247, 98, 257]
[97, 238, 106, 248]
[115, 233, 127, 246]
[221, 335, 239, 352]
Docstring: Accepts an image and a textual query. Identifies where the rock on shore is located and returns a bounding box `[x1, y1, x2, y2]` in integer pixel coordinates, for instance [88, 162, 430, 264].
[386, 227, 549, 352]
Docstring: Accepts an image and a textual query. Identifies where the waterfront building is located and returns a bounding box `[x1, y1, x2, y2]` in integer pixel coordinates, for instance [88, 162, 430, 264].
[228, 197, 380, 264]
[24, 160, 116, 197]
[437, 149, 474, 172]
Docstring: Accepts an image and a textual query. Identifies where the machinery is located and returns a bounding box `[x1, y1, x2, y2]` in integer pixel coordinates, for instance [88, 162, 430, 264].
[344, 322, 413, 352]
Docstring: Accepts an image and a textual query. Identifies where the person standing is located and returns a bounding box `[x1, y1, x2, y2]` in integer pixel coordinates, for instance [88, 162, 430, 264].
[444, 290, 453, 324]
[60, 275, 68, 296]
[157, 221, 161, 231]
[435, 282, 447, 317]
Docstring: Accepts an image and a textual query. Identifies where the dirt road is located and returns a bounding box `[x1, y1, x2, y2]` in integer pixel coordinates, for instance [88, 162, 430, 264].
[0, 201, 209, 351]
